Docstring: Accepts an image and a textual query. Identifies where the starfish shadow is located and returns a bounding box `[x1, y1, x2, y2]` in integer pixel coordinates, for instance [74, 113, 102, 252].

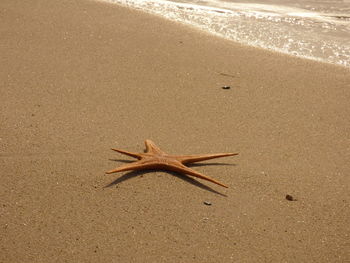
[108, 158, 134, 163]
[169, 171, 228, 197]
[104, 169, 227, 196]
[104, 170, 142, 187]
[188, 162, 236, 167]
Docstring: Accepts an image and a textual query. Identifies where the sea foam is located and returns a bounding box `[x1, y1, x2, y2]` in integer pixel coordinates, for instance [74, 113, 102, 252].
[99, 0, 350, 67]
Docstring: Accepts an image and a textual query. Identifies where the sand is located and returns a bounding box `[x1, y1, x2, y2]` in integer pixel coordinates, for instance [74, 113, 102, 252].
[1, 0, 349, 262]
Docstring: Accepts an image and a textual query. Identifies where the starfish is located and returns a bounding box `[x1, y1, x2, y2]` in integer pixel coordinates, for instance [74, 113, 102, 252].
[106, 139, 238, 188]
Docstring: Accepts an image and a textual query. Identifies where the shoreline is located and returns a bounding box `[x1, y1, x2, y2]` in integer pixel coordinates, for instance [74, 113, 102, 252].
[1, 0, 349, 262]
[99, 0, 350, 68]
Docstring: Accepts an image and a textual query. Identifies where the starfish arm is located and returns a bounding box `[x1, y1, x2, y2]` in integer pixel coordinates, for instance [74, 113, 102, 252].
[105, 161, 147, 174]
[144, 139, 165, 155]
[169, 164, 229, 188]
[175, 153, 238, 164]
[111, 148, 142, 159]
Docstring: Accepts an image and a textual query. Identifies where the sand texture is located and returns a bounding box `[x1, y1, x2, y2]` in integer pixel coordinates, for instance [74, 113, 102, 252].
[1, 0, 350, 262]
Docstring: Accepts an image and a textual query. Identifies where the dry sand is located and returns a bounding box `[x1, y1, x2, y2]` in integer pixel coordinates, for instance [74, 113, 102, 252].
[1, 0, 349, 262]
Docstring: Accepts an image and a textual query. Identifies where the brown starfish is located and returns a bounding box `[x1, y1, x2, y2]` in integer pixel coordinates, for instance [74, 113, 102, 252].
[106, 139, 238, 188]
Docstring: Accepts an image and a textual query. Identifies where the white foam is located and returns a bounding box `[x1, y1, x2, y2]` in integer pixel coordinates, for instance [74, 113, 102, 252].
[98, 0, 350, 67]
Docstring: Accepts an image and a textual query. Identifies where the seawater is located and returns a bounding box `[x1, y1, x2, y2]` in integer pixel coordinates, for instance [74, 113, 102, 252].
[99, 0, 350, 67]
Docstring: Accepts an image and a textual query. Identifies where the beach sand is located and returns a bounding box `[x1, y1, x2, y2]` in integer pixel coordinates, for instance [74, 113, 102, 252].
[1, 0, 349, 262]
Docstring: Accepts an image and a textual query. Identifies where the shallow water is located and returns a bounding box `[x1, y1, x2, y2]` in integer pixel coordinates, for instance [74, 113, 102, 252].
[100, 0, 350, 67]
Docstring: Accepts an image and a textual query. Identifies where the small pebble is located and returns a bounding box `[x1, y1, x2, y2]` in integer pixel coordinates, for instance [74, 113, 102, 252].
[204, 201, 212, 206]
[222, 86, 231, 89]
[286, 194, 297, 201]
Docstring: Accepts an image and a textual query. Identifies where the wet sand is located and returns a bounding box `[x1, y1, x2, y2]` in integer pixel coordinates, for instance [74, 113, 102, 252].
[1, 0, 349, 262]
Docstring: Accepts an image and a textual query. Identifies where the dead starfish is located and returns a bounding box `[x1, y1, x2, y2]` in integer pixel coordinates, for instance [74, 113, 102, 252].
[106, 139, 238, 188]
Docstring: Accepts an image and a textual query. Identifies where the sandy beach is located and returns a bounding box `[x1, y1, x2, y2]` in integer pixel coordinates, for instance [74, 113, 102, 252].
[1, 0, 349, 262]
